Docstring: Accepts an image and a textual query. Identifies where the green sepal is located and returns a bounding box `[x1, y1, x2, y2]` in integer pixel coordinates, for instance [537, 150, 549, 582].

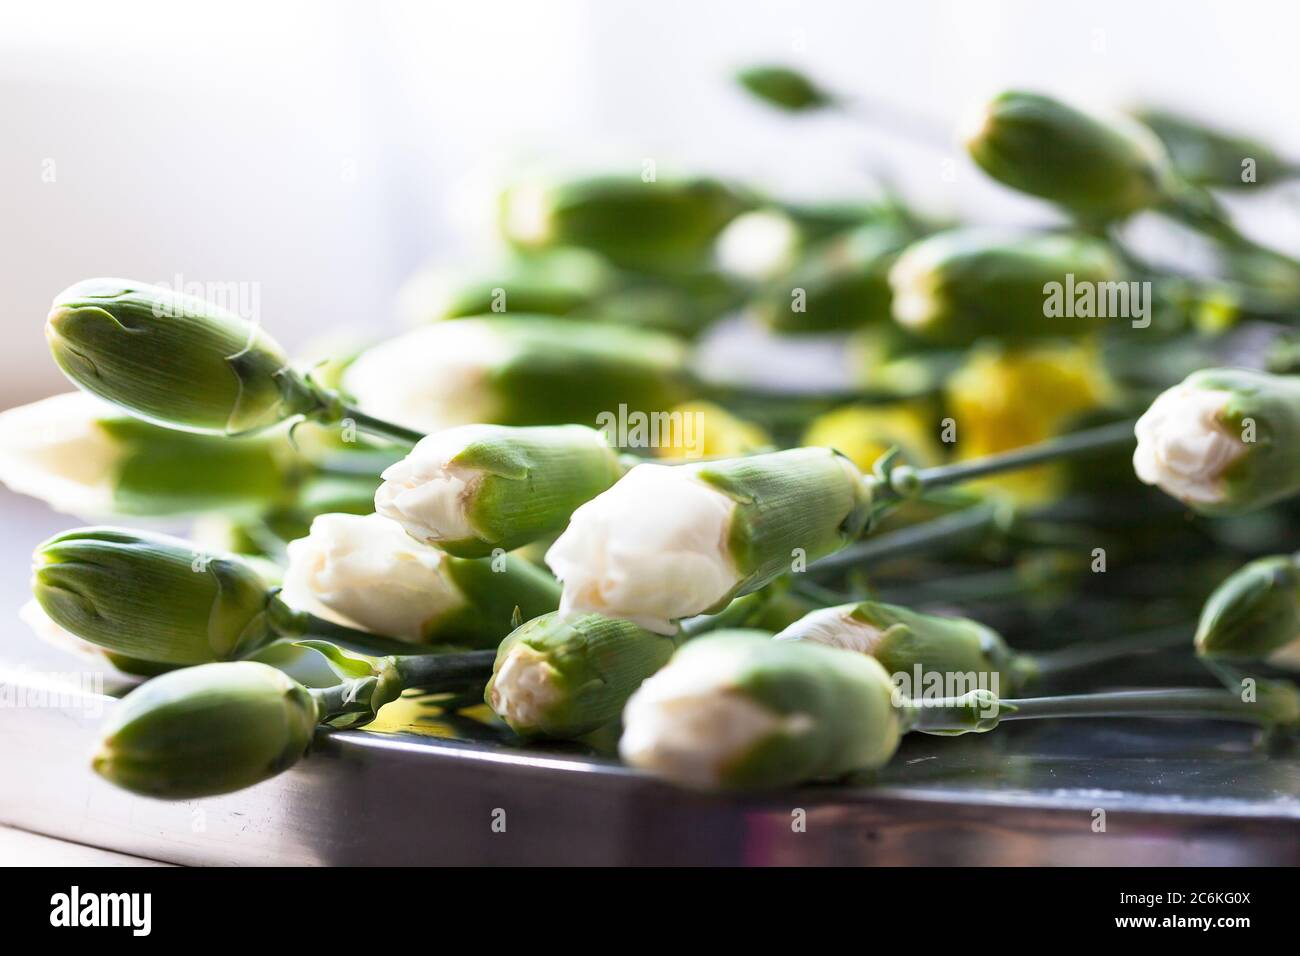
[693, 448, 871, 606]
[486, 611, 678, 738]
[431, 554, 562, 648]
[1191, 368, 1300, 514]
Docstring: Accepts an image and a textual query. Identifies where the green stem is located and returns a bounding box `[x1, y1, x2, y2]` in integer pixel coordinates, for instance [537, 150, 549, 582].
[903, 686, 1294, 733]
[392, 650, 498, 689]
[877, 420, 1135, 501]
[809, 503, 1003, 576]
[1161, 191, 1300, 272]
[678, 592, 770, 639]
[269, 597, 427, 657]
[335, 404, 425, 446]
[1031, 624, 1192, 679]
[1001, 687, 1286, 725]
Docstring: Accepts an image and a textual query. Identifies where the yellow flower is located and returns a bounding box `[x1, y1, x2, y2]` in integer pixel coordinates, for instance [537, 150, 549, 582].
[947, 342, 1114, 503]
[802, 402, 942, 473]
[653, 401, 770, 459]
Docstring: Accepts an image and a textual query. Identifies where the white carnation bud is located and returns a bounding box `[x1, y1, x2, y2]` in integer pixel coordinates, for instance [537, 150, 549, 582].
[773, 605, 885, 654]
[1133, 383, 1247, 505]
[282, 513, 465, 642]
[374, 425, 501, 547]
[544, 464, 741, 634]
[0, 393, 122, 516]
[715, 209, 799, 281]
[618, 650, 789, 789]
[342, 323, 514, 435]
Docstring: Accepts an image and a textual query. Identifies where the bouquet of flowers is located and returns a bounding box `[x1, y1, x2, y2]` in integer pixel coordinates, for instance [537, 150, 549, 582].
[9, 71, 1300, 796]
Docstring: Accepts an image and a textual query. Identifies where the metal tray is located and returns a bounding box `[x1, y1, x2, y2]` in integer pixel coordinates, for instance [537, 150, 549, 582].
[3, 656, 1299, 865]
[3, 501, 1299, 865]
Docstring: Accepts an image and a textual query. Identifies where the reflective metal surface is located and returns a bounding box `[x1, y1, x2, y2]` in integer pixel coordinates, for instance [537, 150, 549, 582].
[3, 498, 1299, 865]
[2, 659, 1299, 865]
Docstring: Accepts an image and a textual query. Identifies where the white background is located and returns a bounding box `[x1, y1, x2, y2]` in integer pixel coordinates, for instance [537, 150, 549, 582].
[1, 0, 1297, 401]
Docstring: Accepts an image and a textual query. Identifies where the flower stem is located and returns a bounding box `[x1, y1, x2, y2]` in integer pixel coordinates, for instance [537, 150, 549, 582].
[902, 685, 1295, 733]
[875, 420, 1135, 502]
[392, 650, 498, 689]
[1001, 687, 1287, 725]
[808, 502, 1004, 575]
[335, 404, 425, 446]
[1031, 624, 1192, 680]
[270, 599, 425, 657]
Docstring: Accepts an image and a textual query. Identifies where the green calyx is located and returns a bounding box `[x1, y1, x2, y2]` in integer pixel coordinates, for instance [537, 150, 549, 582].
[33, 527, 277, 665]
[483, 316, 694, 427]
[889, 229, 1126, 345]
[46, 278, 324, 436]
[1195, 554, 1300, 660]
[431, 553, 562, 648]
[92, 661, 319, 799]
[451, 425, 625, 557]
[695, 448, 872, 606]
[101, 416, 299, 516]
[757, 221, 913, 333]
[966, 91, 1174, 222]
[782, 600, 1036, 696]
[633, 632, 903, 790]
[407, 249, 615, 322]
[1182, 368, 1300, 514]
[502, 175, 754, 273]
[486, 611, 679, 738]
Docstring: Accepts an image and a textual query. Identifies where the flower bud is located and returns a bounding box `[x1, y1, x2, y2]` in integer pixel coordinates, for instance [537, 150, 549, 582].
[889, 229, 1125, 344]
[19, 599, 170, 678]
[1134, 368, 1300, 514]
[0, 392, 296, 518]
[545, 449, 871, 634]
[341, 316, 690, 435]
[1195, 555, 1300, 663]
[963, 91, 1175, 221]
[620, 632, 901, 790]
[501, 175, 753, 273]
[376, 424, 623, 557]
[757, 221, 911, 333]
[92, 661, 319, 798]
[486, 611, 678, 738]
[397, 249, 614, 324]
[45, 279, 317, 435]
[33, 528, 277, 665]
[282, 513, 560, 647]
[714, 209, 802, 282]
[735, 65, 834, 112]
[774, 600, 1036, 694]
